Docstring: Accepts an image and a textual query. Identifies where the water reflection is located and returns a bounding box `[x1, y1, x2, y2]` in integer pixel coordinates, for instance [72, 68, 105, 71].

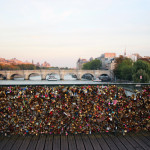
[29, 76, 41, 80]
[14, 78, 24, 80]
[64, 74, 77, 80]
[13, 74, 79, 81]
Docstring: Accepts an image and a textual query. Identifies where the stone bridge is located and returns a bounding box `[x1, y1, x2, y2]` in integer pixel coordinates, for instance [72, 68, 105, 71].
[0, 69, 113, 80]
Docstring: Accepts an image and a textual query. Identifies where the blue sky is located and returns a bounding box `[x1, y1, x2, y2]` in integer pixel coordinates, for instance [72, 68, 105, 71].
[0, 0, 150, 67]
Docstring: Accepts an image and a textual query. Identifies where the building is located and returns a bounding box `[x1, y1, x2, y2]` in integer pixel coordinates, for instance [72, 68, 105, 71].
[8, 58, 23, 64]
[0, 58, 31, 65]
[76, 58, 88, 70]
[36, 62, 41, 67]
[125, 53, 141, 62]
[41, 61, 51, 68]
[108, 59, 116, 70]
[96, 53, 116, 70]
[103, 53, 116, 58]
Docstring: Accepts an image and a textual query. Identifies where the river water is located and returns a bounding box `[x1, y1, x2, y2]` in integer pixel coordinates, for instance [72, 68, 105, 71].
[0, 79, 105, 86]
[0, 75, 145, 97]
[0, 75, 104, 85]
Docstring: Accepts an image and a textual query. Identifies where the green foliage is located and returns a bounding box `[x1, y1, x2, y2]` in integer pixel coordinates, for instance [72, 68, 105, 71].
[0, 64, 40, 70]
[133, 60, 150, 75]
[114, 55, 126, 79]
[49, 67, 59, 70]
[114, 58, 150, 83]
[114, 58, 133, 81]
[82, 62, 91, 70]
[82, 59, 102, 70]
[132, 60, 150, 83]
[132, 69, 149, 83]
[18, 64, 39, 70]
[114, 55, 125, 64]
[0, 64, 19, 70]
[120, 65, 133, 81]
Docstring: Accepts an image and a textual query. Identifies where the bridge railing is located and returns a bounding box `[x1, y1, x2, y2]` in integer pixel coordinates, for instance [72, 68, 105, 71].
[0, 85, 149, 135]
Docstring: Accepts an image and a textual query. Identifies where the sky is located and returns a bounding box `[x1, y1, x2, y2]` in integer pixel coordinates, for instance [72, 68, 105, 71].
[0, 0, 150, 67]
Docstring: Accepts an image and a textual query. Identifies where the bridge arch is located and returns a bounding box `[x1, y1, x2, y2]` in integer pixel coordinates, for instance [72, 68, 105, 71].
[28, 73, 42, 80]
[0, 74, 6, 80]
[10, 74, 24, 80]
[81, 73, 94, 80]
[99, 73, 110, 77]
[0, 69, 112, 80]
[99, 74, 111, 82]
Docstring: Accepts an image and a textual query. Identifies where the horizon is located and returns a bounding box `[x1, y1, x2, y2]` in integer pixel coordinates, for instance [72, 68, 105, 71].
[0, 0, 150, 67]
[0, 51, 148, 68]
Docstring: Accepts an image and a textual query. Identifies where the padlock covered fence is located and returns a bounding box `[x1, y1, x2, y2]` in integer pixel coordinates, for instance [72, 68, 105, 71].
[0, 85, 149, 135]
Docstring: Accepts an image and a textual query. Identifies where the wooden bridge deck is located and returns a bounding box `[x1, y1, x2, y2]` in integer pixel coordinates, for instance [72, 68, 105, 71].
[0, 132, 150, 150]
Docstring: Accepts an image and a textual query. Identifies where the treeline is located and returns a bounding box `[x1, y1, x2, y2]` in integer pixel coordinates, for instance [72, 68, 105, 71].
[0, 64, 41, 70]
[0, 64, 71, 70]
[82, 59, 102, 70]
[114, 56, 150, 83]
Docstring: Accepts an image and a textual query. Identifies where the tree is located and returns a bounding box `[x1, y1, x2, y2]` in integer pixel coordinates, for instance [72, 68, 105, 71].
[114, 55, 126, 79]
[0, 63, 40, 70]
[114, 55, 125, 64]
[82, 62, 91, 70]
[121, 65, 133, 81]
[133, 60, 150, 75]
[18, 64, 36, 70]
[82, 59, 102, 70]
[114, 57, 133, 81]
[132, 60, 150, 83]
[132, 69, 149, 83]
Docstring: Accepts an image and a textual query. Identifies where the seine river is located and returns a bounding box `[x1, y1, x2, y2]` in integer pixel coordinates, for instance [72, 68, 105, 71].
[0, 75, 106, 86]
[0, 79, 104, 86]
[0, 75, 141, 97]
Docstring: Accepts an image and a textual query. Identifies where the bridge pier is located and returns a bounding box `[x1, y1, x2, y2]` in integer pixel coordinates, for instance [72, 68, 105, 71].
[41, 74, 46, 80]
[6, 73, 11, 80]
[60, 74, 64, 80]
[77, 74, 81, 80]
[24, 74, 29, 80]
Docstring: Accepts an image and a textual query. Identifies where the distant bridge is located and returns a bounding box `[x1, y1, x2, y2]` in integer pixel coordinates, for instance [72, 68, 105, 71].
[0, 69, 113, 80]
